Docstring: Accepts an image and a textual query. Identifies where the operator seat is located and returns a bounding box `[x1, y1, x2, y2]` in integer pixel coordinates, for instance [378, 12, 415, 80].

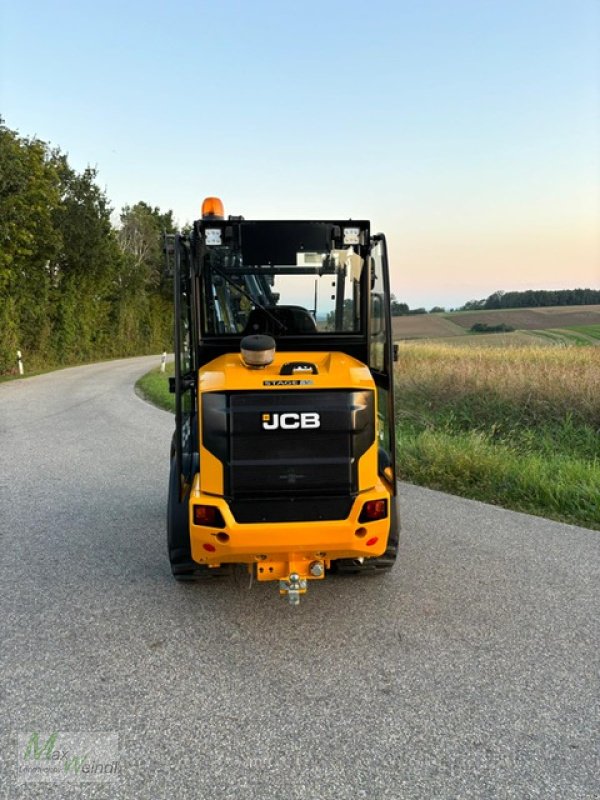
[243, 305, 318, 336]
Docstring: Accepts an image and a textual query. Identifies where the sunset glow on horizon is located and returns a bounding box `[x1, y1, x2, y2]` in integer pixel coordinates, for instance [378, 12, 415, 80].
[1, 0, 598, 308]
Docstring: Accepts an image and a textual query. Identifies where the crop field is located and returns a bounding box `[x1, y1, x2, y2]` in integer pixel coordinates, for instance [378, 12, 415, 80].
[444, 304, 600, 331]
[391, 315, 467, 340]
[393, 306, 600, 348]
[394, 342, 600, 529]
[533, 324, 600, 346]
[431, 331, 550, 348]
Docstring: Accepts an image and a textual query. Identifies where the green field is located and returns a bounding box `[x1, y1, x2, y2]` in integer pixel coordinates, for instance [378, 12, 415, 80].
[395, 342, 599, 530]
[569, 324, 600, 339]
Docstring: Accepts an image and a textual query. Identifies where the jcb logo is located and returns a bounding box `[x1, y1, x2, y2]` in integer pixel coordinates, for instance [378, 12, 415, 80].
[262, 412, 320, 430]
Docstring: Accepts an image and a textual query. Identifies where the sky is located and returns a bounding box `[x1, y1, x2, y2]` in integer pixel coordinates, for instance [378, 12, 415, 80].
[1, 0, 599, 308]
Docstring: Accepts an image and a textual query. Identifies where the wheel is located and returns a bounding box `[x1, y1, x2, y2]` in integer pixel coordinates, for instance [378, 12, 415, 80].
[332, 493, 400, 575]
[167, 455, 204, 581]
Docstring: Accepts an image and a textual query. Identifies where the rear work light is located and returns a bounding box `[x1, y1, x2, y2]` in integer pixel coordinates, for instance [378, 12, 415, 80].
[193, 505, 226, 528]
[359, 499, 388, 523]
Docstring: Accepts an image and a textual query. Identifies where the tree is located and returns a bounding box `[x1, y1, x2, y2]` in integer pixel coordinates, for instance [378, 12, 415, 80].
[484, 291, 505, 309]
[117, 202, 176, 292]
[0, 120, 176, 373]
[113, 202, 176, 353]
[390, 295, 410, 316]
[0, 121, 141, 368]
[325, 299, 354, 330]
[0, 122, 62, 367]
[461, 298, 487, 311]
[51, 160, 122, 360]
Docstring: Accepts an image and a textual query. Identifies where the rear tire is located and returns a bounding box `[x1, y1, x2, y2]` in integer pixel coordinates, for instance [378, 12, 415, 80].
[167, 456, 204, 581]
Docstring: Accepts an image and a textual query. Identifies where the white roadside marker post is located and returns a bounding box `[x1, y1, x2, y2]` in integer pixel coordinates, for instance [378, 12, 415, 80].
[17, 350, 24, 376]
[160, 351, 167, 373]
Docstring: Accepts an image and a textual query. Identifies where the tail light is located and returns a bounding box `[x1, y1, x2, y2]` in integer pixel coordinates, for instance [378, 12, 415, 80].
[359, 499, 388, 523]
[193, 505, 226, 528]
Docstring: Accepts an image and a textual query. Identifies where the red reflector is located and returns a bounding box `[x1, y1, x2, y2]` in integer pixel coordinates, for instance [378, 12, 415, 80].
[366, 537, 378, 547]
[193, 505, 225, 528]
[359, 499, 388, 523]
[202, 543, 216, 552]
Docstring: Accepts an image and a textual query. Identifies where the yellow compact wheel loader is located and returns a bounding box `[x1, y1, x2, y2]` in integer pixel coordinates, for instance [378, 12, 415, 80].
[166, 198, 399, 604]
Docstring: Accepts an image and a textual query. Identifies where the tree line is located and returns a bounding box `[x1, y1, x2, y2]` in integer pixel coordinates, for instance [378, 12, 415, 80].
[460, 288, 600, 312]
[0, 121, 175, 375]
[392, 288, 600, 316]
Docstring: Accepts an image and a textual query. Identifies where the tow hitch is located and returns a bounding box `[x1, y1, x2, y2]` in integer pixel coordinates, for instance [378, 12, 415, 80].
[279, 573, 307, 606]
[254, 559, 325, 605]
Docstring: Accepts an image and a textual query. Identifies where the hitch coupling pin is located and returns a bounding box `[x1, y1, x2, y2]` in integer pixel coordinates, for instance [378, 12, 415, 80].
[280, 572, 307, 606]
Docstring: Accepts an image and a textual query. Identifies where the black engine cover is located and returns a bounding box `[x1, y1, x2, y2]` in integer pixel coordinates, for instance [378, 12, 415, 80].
[202, 390, 374, 522]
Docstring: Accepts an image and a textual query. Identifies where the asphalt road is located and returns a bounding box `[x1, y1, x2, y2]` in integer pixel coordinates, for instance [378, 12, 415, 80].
[1, 356, 598, 800]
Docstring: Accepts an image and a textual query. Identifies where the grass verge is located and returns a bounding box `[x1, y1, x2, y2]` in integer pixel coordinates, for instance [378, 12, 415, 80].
[136, 363, 175, 412]
[398, 426, 599, 529]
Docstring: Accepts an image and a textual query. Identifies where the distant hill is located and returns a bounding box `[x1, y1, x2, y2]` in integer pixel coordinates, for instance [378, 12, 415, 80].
[447, 305, 600, 331]
[392, 304, 600, 344]
[392, 315, 466, 339]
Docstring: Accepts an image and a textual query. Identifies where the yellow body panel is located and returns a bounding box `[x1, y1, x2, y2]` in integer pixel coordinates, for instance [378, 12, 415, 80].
[198, 351, 375, 392]
[191, 351, 391, 583]
[189, 473, 390, 567]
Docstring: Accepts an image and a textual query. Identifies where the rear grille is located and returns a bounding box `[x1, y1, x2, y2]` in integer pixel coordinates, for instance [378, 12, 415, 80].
[202, 390, 374, 521]
[229, 495, 354, 524]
